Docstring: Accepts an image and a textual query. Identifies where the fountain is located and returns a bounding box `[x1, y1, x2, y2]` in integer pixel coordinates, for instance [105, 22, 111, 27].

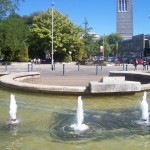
[70, 96, 89, 131]
[135, 91, 150, 126]
[1, 90, 150, 149]
[8, 94, 19, 125]
[140, 91, 149, 122]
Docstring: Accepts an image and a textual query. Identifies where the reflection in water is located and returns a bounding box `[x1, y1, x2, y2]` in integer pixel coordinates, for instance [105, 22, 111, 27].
[0, 89, 150, 149]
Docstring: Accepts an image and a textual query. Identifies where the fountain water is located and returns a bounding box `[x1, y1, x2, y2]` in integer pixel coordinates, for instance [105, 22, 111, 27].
[9, 94, 19, 125]
[140, 91, 149, 122]
[1, 90, 150, 149]
[70, 96, 89, 131]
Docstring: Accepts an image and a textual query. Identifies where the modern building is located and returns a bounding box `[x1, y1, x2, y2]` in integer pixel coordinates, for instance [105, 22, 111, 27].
[116, 0, 133, 40]
[116, 0, 150, 60]
[118, 34, 150, 59]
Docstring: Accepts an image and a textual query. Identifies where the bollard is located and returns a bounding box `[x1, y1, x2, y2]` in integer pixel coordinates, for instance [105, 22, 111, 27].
[101, 64, 102, 71]
[78, 63, 80, 71]
[28, 64, 30, 72]
[123, 63, 125, 71]
[147, 64, 149, 70]
[53, 63, 55, 71]
[96, 65, 98, 75]
[5, 63, 7, 72]
[31, 63, 33, 71]
[63, 64, 65, 76]
[126, 64, 128, 71]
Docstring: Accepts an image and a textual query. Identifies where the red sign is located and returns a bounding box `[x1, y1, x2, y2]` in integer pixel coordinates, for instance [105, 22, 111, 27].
[100, 46, 103, 53]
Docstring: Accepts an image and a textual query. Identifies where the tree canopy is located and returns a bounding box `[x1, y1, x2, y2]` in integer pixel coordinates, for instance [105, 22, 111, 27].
[0, 0, 24, 19]
[97, 33, 123, 57]
[0, 3, 123, 62]
[28, 9, 85, 62]
[0, 13, 29, 61]
[82, 18, 98, 57]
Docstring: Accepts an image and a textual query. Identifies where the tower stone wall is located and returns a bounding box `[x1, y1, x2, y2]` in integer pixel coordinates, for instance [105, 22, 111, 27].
[116, 0, 133, 39]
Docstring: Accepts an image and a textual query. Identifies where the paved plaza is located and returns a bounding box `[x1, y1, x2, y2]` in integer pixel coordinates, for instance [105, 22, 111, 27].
[0, 63, 147, 86]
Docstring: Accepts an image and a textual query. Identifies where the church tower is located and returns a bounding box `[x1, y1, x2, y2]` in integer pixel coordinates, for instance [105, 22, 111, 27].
[116, 0, 133, 39]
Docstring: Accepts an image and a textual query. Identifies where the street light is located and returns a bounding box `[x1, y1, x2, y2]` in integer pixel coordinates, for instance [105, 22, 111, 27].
[51, 2, 54, 70]
[103, 34, 105, 59]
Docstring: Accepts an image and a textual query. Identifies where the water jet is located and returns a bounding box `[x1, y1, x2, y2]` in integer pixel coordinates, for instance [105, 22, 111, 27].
[8, 94, 19, 125]
[1, 90, 150, 149]
[70, 96, 89, 131]
[140, 91, 149, 122]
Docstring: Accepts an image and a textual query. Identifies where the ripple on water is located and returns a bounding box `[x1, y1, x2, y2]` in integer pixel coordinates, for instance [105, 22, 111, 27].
[49, 108, 150, 143]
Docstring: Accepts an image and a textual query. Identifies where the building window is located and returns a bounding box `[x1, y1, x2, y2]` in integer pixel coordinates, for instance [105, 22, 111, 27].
[118, 0, 127, 12]
[119, 0, 122, 11]
[122, 0, 124, 11]
[125, 0, 127, 11]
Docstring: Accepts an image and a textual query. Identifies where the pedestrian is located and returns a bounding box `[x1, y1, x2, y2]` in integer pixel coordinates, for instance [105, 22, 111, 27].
[134, 59, 138, 70]
[143, 60, 146, 70]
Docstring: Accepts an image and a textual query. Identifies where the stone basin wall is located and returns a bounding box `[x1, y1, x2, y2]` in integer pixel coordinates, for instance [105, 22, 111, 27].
[109, 71, 150, 84]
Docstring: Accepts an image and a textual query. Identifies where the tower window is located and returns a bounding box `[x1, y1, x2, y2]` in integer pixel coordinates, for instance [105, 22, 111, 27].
[119, 0, 122, 11]
[122, 0, 124, 11]
[125, 0, 127, 11]
[118, 0, 128, 12]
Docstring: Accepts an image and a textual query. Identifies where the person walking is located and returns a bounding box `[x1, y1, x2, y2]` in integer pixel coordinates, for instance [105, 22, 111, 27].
[134, 59, 138, 70]
[143, 60, 146, 70]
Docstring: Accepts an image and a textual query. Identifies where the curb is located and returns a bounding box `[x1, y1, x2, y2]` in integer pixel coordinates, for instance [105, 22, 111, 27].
[0, 71, 150, 95]
[0, 72, 88, 94]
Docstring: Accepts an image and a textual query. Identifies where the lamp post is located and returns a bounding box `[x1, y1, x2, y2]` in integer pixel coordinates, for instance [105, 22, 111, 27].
[51, 2, 54, 70]
[103, 34, 105, 59]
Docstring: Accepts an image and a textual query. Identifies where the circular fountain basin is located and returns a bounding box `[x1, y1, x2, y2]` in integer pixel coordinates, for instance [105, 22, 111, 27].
[0, 89, 150, 149]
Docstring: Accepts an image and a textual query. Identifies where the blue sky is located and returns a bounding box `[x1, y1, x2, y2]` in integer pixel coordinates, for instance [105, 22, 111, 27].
[16, 0, 150, 36]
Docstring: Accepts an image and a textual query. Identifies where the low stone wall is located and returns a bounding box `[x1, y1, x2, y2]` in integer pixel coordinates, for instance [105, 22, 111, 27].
[100, 76, 125, 83]
[0, 71, 150, 95]
[0, 72, 88, 94]
[109, 71, 150, 91]
[0, 72, 9, 76]
[89, 76, 141, 93]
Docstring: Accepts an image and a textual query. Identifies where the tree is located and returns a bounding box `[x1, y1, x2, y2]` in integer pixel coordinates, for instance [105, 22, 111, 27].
[82, 18, 97, 57]
[22, 11, 41, 27]
[15, 42, 29, 61]
[28, 9, 85, 62]
[0, 20, 4, 58]
[107, 33, 123, 56]
[97, 33, 123, 57]
[0, 13, 29, 61]
[0, 0, 24, 19]
[97, 35, 110, 57]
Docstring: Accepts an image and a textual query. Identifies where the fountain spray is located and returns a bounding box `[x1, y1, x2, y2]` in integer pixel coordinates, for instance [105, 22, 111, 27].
[140, 91, 149, 122]
[9, 94, 18, 125]
[71, 96, 89, 131]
